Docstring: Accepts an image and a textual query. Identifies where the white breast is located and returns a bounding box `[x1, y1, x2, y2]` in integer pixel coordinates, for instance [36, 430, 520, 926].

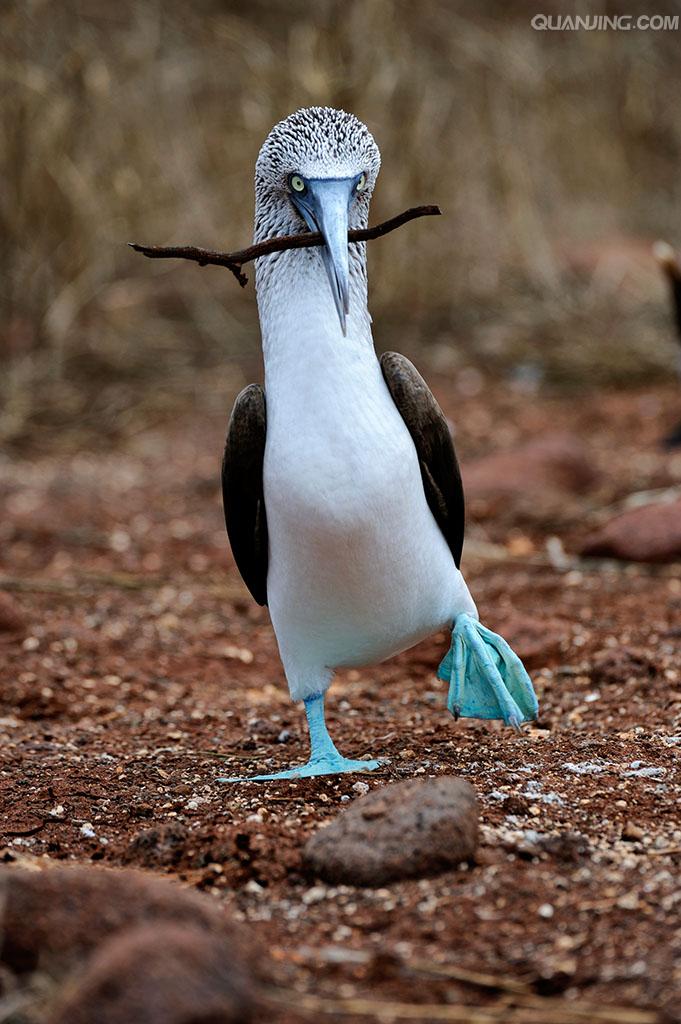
[257, 251, 476, 701]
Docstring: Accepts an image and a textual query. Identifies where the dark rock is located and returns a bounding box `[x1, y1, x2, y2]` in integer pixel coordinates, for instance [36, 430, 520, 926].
[503, 794, 531, 816]
[304, 777, 478, 886]
[0, 592, 25, 633]
[590, 646, 657, 685]
[580, 498, 681, 563]
[536, 832, 590, 863]
[0, 865, 249, 976]
[490, 611, 567, 671]
[49, 923, 254, 1024]
[123, 822, 189, 867]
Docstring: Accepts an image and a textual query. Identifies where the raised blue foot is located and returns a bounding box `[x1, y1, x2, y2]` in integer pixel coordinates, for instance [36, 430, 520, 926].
[218, 692, 383, 782]
[437, 613, 538, 730]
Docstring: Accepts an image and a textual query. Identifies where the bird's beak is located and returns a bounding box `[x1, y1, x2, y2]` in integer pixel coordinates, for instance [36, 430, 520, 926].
[293, 178, 354, 334]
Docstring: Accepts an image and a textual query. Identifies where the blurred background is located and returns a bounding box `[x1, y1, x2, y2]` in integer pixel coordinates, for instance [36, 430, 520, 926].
[2, 0, 681, 450]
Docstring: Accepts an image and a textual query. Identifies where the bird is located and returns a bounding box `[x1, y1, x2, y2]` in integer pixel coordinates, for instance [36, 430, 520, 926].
[221, 107, 538, 781]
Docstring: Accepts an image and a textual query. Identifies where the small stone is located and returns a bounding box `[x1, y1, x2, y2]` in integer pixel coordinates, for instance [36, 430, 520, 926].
[80, 823, 96, 839]
[622, 821, 645, 841]
[304, 777, 478, 886]
[538, 903, 555, 918]
[503, 794, 531, 816]
[123, 823, 189, 868]
[352, 781, 370, 796]
[622, 766, 666, 780]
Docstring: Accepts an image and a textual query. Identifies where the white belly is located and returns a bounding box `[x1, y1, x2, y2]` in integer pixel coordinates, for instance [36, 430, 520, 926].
[263, 360, 476, 700]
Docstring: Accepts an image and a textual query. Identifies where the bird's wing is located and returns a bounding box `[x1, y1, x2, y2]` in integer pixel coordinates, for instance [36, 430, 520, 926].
[380, 351, 465, 568]
[221, 384, 268, 606]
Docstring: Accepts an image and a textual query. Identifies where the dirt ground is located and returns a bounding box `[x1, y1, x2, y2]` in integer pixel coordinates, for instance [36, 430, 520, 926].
[1, 375, 680, 1022]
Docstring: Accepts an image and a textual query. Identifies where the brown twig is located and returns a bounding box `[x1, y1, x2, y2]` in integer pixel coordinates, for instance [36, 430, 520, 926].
[128, 205, 441, 287]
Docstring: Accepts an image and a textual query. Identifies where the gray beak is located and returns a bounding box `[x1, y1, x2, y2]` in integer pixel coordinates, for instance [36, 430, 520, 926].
[293, 178, 354, 334]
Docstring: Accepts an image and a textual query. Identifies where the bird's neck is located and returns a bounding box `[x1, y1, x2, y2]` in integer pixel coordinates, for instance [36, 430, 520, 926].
[255, 247, 375, 390]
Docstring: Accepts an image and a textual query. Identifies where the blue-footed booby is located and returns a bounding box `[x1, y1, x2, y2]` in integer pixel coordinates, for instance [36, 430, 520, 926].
[221, 107, 538, 781]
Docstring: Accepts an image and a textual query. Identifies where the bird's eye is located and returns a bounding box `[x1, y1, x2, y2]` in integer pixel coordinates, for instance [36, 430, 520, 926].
[356, 172, 367, 192]
[289, 174, 306, 193]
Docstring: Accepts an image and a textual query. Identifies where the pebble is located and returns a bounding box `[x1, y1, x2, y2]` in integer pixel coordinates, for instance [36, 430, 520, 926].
[622, 766, 666, 779]
[123, 823, 188, 867]
[304, 777, 478, 886]
[622, 821, 645, 841]
[563, 761, 611, 775]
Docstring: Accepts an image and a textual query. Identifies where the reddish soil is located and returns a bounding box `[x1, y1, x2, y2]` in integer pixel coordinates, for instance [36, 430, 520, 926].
[1, 378, 680, 1022]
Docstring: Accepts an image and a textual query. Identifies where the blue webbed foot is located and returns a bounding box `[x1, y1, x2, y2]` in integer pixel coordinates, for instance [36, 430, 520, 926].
[437, 613, 538, 730]
[218, 754, 382, 783]
[218, 691, 384, 783]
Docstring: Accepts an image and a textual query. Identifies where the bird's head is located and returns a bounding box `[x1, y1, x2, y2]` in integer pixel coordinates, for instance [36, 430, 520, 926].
[255, 107, 381, 333]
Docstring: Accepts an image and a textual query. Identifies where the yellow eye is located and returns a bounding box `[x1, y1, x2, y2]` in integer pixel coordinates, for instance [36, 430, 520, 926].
[290, 174, 306, 193]
[356, 172, 367, 192]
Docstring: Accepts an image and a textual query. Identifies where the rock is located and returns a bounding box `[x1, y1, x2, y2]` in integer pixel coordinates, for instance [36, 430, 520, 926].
[579, 499, 681, 563]
[49, 923, 254, 1024]
[123, 822, 189, 868]
[590, 647, 657, 685]
[0, 865, 250, 976]
[463, 435, 598, 519]
[622, 821, 645, 841]
[490, 612, 567, 670]
[503, 794, 531, 816]
[0, 592, 25, 633]
[304, 777, 478, 886]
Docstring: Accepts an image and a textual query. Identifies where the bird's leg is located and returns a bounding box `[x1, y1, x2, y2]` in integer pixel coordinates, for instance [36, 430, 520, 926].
[218, 692, 383, 782]
[437, 613, 538, 731]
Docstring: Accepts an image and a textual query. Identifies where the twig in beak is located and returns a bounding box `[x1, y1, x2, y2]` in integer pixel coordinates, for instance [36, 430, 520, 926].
[128, 205, 441, 288]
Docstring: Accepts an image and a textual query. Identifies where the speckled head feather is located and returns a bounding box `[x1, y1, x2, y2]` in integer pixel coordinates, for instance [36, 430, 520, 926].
[254, 107, 381, 242]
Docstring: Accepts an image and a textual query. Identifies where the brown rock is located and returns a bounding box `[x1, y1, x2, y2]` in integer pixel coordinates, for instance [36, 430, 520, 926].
[0, 865, 249, 976]
[622, 821, 645, 842]
[491, 611, 567, 670]
[304, 777, 478, 886]
[123, 822, 189, 868]
[580, 499, 681, 563]
[49, 923, 254, 1024]
[591, 647, 657, 685]
[463, 435, 598, 514]
[0, 592, 25, 633]
[503, 794, 531, 816]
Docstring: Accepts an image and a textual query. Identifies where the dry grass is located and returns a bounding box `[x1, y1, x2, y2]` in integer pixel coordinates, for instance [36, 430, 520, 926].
[2, 0, 681, 446]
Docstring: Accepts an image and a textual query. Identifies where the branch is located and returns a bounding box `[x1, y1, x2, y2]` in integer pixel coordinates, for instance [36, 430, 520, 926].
[653, 240, 681, 280]
[128, 205, 441, 288]
[653, 240, 681, 343]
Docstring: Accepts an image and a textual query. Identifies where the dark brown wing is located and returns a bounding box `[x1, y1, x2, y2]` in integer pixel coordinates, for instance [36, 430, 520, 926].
[380, 351, 465, 568]
[221, 384, 268, 606]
